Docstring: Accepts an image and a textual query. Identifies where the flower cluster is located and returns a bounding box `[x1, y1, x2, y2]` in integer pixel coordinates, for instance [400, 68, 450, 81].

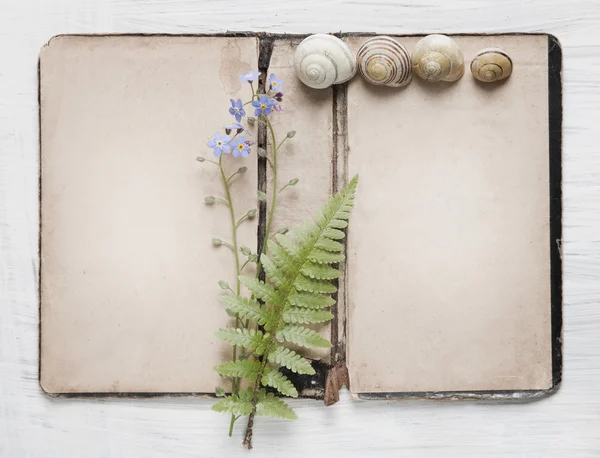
[205, 72, 284, 158]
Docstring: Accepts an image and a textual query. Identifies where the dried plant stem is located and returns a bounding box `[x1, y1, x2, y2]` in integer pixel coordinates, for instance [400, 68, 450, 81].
[243, 117, 280, 449]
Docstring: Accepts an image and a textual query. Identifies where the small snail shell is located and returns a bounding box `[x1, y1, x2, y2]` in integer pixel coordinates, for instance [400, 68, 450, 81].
[412, 34, 464, 83]
[294, 34, 357, 89]
[357, 36, 412, 88]
[471, 47, 513, 82]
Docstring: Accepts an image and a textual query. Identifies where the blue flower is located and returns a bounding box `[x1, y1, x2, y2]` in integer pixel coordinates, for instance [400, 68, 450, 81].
[207, 132, 232, 157]
[239, 70, 261, 83]
[268, 73, 283, 92]
[231, 135, 250, 158]
[229, 99, 245, 122]
[252, 95, 277, 116]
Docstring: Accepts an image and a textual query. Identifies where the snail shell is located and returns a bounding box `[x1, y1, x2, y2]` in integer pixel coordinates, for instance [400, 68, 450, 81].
[294, 34, 357, 89]
[412, 34, 464, 83]
[471, 47, 513, 82]
[357, 36, 412, 87]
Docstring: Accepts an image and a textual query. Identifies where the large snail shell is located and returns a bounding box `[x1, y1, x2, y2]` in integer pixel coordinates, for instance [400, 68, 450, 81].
[357, 36, 412, 87]
[294, 34, 357, 89]
[412, 34, 464, 83]
[471, 47, 513, 82]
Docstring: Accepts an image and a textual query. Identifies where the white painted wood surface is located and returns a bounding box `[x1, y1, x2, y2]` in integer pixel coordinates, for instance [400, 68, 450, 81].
[1, 0, 599, 456]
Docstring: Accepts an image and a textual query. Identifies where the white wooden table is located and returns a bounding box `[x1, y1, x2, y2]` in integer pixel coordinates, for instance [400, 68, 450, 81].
[1, 1, 599, 456]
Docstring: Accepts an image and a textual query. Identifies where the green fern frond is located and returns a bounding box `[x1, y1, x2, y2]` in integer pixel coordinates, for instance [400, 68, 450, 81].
[238, 276, 278, 303]
[282, 308, 334, 325]
[268, 346, 315, 375]
[213, 175, 358, 434]
[260, 255, 285, 288]
[215, 328, 269, 355]
[313, 238, 344, 252]
[256, 390, 297, 420]
[215, 360, 261, 381]
[294, 275, 337, 293]
[219, 296, 273, 327]
[300, 262, 340, 280]
[261, 368, 298, 397]
[275, 233, 301, 258]
[212, 392, 253, 416]
[322, 227, 346, 240]
[307, 249, 345, 265]
[276, 325, 332, 348]
[287, 292, 335, 309]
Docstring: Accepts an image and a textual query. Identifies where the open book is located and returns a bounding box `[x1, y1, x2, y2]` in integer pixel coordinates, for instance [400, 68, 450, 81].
[39, 33, 562, 400]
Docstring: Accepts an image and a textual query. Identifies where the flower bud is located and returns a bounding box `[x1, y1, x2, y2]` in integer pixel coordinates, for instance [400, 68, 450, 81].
[224, 128, 232, 135]
[204, 196, 216, 205]
[247, 209, 257, 218]
[238, 166, 248, 173]
[212, 238, 222, 247]
[196, 156, 206, 162]
[286, 130, 296, 138]
[288, 178, 299, 186]
[247, 117, 256, 125]
[218, 280, 230, 290]
[257, 147, 267, 157]
[258, 190, 267, 202]
[277, 227, 289, 235]
[240, 246, 251, 256]
[237, 128, 244, 134]
[248, 254, 258, 262]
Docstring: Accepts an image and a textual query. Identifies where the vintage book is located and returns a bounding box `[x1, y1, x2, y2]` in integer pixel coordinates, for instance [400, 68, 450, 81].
[39, 33, 562, 400]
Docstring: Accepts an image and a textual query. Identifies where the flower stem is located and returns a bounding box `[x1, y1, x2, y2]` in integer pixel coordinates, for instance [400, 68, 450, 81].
[219, 155, 243, 437]
[261, 116, 279, 262]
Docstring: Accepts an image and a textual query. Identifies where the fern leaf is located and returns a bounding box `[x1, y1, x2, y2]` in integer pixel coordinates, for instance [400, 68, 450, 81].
[260, 255, 285, 288]
[294, 274, 337, 294]
[239, 276, 277, 303]
[314, 238, 344, 252]
[322, 227, 346, 240]
[283, 308, 334, 324]
[262, 368, 298, 397]
[214, 360, 261, 381]
[219, 296, 273, 326]
[287, 292, 335, 309]
[275, 233, 301, 258]
[256, 390, 297, 420]
[268, 346, 315, 375]
[300, 262, 340, 280]
[215, 328, 269, 355]
[328, 219, 348, 229]
[276, 325, 332, 348]
[268, 240, 295, 272]
[212, 394, 252, 416]
[307, 249, 345, 265]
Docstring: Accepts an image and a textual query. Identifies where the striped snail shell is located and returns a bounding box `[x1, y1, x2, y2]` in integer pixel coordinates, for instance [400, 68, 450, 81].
[412, 34, 464, 83]
[357, 36, 412, 88]
[471, 47, 513, 83]
[294, 34, 357, 89]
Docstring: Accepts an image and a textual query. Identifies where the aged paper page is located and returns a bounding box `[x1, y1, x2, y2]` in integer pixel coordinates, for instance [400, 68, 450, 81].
[266, 38, 335, 363]
[346, 35, 553, 393]
[40, 36, 259, 393]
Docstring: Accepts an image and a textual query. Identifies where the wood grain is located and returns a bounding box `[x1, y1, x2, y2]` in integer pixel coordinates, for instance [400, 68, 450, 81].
[1, 0, 599, 456]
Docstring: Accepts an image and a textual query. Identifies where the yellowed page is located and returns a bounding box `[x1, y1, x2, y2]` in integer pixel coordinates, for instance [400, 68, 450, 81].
[346, 35, 553, 393]
[40, 35, 259, 393]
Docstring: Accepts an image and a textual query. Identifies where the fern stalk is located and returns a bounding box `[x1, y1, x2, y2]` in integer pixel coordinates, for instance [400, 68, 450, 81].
[241, 175, 359, 448]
